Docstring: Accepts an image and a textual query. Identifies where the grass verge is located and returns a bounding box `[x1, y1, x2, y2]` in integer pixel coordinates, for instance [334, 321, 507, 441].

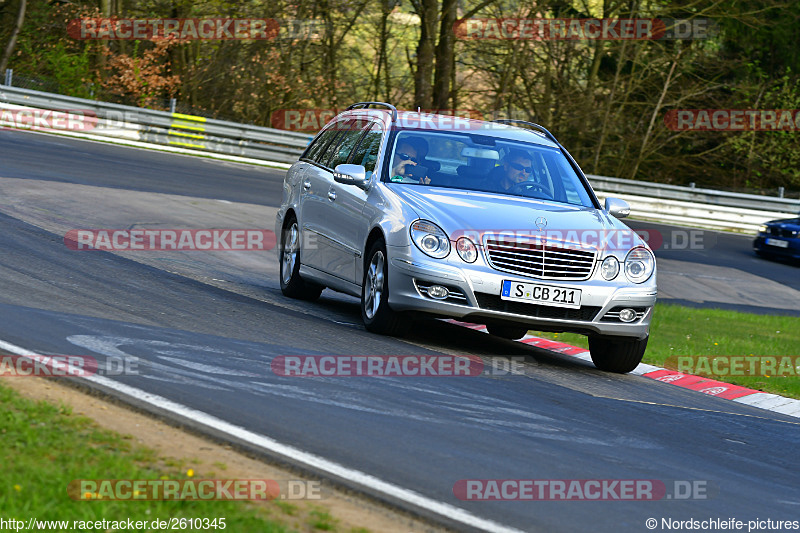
[0, 383, 338, 532]
[536, 302, 800, 399]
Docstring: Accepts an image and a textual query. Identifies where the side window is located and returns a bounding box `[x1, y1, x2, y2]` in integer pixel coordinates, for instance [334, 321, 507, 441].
[561, 179, 582, 204]
[349, 123, 383, 173]
[318, 120, 354, 168]
[304, 127, 339, 163]
[542, 150, 592, 205]
[329, 121, 370, 169]
[530, 152, 554, 193]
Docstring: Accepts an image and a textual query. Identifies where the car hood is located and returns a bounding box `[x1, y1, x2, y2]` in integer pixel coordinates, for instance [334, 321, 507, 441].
[385, 185, 644, 249]
[767, 217, 800, 229]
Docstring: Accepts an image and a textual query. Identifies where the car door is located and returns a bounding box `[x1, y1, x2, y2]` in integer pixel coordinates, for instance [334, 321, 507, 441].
[299, 121, 348, 271]
[304, 119, 371, 282]
[323, 122, 384, 284]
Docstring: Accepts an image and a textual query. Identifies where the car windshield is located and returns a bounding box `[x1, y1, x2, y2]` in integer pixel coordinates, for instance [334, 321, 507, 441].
[386, 130, 595, 208]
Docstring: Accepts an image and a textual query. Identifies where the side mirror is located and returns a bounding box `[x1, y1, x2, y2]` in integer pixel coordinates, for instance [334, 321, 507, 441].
[605, 197, 631, 219]
[333, 164, 368, 188]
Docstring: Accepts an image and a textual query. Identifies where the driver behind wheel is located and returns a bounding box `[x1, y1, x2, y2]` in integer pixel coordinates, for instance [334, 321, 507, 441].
[487, 149, 534, 193]
[390, 137, 431, 184]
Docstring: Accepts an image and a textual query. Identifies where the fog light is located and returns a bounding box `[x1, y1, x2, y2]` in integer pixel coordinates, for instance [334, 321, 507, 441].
[427, 285, 449, 299]
[619, 308, 637, 323]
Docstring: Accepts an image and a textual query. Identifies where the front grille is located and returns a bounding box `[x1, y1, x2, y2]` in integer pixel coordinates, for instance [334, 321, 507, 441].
[484, 237, 596, 280]
[600, 306, 649, 323]
[770, 227, 798, 238]
[475, 293, 601, 321]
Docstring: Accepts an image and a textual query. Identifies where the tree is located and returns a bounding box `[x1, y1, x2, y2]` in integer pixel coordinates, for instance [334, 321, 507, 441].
[0, 0, 26, 75]
[432, 0, 456, 109]
[410, 0, 437, 108]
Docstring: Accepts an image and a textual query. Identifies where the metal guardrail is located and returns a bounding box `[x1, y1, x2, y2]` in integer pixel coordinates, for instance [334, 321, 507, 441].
[1, 84, 798, 233]
[0, 85, 311, 163]
[588, 175, 800, 234]
[587, 174, 800, 214]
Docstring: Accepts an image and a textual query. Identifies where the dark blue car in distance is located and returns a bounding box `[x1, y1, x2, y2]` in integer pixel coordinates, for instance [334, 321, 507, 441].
[753, 212, 800, 261]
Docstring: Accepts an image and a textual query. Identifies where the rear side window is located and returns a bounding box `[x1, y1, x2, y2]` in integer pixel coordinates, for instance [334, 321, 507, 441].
[304, 126, 339, 163]
[349, 123, 383, 173]
[318, 124, 353, 167]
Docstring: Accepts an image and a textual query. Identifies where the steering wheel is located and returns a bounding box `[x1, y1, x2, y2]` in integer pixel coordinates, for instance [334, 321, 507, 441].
[508, 181, 553, 199]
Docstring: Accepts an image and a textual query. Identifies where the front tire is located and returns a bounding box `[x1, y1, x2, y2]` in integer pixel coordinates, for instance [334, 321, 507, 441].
[589, 334, 648, 373]
[361, 240, 410, 336]
[279, 216, 323, 301]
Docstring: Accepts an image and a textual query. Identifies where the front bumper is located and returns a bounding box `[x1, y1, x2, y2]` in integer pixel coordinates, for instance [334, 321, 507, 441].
[387, 245, 657, 339]
[753, 235, 800, 260]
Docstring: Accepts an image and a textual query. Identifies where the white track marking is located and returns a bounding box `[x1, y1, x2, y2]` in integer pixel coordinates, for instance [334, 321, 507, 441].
[0, 338, 523, 533]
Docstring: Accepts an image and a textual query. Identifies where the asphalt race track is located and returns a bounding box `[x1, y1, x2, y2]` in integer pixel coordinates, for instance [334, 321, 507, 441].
[1, 129, 799, 532]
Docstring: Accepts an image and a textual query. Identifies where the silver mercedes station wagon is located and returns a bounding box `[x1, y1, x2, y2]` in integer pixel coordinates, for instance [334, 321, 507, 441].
[276, 103, 657, 373]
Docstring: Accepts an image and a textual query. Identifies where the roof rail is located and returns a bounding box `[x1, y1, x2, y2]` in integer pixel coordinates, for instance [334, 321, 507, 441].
[492, 119, 559, 144]
[346, 102, 398, 122]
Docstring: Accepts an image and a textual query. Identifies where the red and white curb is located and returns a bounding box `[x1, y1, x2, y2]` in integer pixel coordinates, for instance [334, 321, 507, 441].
[447, 320, 800, 420]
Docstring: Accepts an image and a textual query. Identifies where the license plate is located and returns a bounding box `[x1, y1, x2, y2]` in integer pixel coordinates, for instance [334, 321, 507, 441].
[501, 280, 582, 309]
[766, 238, 789, 248]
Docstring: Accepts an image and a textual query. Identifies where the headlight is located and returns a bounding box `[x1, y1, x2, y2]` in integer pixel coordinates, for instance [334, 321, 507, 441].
[624, 247, 655, 283]
[456, 237, 478, 263]
[411, 220, 450, 259]
[601, 256, 620, 280]
[758, 225, 768, 233]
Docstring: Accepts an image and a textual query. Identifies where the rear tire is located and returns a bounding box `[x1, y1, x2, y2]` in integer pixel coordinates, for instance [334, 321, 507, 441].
[361, 240, 411, 336]
[279, 215, 323, 301]
[486, 324, 529, 340]
[589, 335, 648, 373]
